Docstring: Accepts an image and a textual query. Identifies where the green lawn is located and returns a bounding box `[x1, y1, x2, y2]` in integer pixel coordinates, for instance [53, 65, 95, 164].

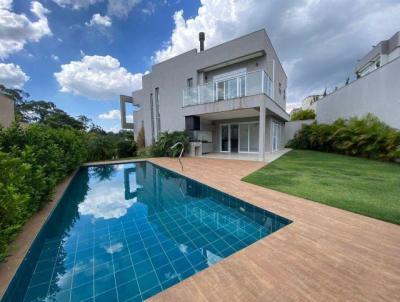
[243, 150, 400, 225]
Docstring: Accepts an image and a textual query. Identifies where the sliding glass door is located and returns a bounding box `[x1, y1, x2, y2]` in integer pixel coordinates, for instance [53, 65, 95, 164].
[221, 125, 229, 152]
[221, 122, 259, 153]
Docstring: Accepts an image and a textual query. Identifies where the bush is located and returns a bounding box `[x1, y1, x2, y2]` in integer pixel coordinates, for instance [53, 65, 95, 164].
[0, 123, 87, 261]
[288, 114, 400, 162]
[291, 108, 316, 121]
[150, 131, 190, 157]
[86, 131, 136, 162]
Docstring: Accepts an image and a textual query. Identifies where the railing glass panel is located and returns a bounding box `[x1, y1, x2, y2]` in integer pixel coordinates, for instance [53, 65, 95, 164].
[183, 70, 274, 107]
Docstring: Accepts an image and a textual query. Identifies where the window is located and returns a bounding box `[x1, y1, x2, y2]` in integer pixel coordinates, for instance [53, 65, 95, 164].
[155, 88, 161, 140]
[283, 89, 286, 100]
[279, 82, 282, 95]
[187, 78, 193, 88]
[150, 93, 155, 143]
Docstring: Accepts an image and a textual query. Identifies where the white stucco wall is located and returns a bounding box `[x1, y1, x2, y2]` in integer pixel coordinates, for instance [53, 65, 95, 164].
[316, 57, 400, 129]
[283, 119, 315, 145]
[0, 94, 15, 128]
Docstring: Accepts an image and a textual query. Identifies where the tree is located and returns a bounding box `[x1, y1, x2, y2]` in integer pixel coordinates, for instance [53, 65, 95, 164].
[345, 77, 350, 85]
[291, 109, 316, 121]
[323, 88, 327, 97]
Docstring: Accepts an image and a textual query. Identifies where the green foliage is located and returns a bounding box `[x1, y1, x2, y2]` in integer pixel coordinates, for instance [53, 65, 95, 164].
[86, 130, 136, 162]
[291, 108, 316, 121]
[150, 131, 190, 157]
[288, 114, 400, 162]
[0, 123, 87, 261]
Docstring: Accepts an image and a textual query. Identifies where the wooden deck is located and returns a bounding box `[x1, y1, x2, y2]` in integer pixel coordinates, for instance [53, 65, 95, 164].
[147, 157, 400, 302]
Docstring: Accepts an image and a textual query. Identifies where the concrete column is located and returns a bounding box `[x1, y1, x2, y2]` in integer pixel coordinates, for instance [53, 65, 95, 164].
[258, 102, 266, 161]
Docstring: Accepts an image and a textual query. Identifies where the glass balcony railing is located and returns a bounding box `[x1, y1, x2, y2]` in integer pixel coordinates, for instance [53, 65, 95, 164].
[183, 70, 273, 107]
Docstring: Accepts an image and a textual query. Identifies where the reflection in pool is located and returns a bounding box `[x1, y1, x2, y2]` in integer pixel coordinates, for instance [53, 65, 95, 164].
[2, 162, 291, 302]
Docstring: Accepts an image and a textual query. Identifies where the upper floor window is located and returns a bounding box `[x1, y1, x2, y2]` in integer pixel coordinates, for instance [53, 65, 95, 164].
[187, 78, 193, 88]
[279, 82, 282, 95]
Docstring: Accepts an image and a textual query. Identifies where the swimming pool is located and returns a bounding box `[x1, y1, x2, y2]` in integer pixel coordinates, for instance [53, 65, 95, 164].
[2, 161, 291, 302]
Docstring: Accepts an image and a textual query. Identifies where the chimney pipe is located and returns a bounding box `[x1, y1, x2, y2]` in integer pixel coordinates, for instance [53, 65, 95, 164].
[199, 32, 205, 52]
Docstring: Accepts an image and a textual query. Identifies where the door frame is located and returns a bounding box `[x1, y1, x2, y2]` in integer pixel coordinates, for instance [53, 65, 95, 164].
[271, 121, 281, 152]
[220, 121, 259, 153]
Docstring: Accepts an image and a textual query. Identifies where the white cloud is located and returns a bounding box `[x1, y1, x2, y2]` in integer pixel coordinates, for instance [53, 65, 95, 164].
[0, 1, 52, 59]
[78, 175, 138, 219]
[86, 13, 112, 27]
[99, 109, 120, 120]
[107, 0, 141, 18]
[0, 63, 29, 88]
[51, 54, 59, 61]
[53, 0, 140, 18]
[54, 55, 143, 101]
[99, 109, 133, 125]
[154, 0, 400, 108]
[52, 0, 100, 10]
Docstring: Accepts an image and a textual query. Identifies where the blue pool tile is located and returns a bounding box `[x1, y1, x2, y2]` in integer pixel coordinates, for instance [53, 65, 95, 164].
[134, 259, 153, 277]
[23, 283, 49, 302]
[94, 288, 118, 302]
[113, 255, 133, 272]
[94, 263, 112, 280]
[117, 280, 140, 302]
[137, 271, 160, 293]
[29, 269, 52, 287]
[115, 266, 136, 285]
[70, 282, 93, 302]
[141, 285, 162, 301]
[150, 253, 169, 269]
[94, 274, 115, 296]
[171, 257, 191, 274]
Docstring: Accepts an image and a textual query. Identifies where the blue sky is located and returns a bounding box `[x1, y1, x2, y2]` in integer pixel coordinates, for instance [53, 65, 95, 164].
[1, 0, 200, 131]
[1, 0, 400, 132]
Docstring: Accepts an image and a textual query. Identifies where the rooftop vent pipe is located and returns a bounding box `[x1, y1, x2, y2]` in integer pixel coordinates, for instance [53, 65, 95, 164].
[199, 32, 205, 52]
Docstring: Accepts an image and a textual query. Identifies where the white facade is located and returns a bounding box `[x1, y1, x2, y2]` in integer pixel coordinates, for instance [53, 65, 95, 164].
[121, 29, 289, 161]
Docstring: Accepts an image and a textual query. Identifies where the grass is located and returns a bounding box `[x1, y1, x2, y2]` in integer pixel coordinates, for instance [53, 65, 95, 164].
[243, 150, 400, 225]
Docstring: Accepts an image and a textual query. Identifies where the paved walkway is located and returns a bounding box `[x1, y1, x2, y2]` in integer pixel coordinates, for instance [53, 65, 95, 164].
[202, 148, 291, 162]
[148, 157, 400, 302]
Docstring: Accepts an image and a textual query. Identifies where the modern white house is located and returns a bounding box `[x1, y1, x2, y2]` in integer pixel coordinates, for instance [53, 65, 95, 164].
[121, 29, 289, 161]
[355, 31, 400, 78]
[314, 31, 400, 129]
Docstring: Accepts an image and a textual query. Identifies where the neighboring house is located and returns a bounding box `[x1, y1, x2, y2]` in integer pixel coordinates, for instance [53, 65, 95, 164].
[301, 94, 322, 110]
[0, 93, 15, 128]
[314, 32, 400, 129]
[121, 29, 289, 161]
[355, 31, 400, 78]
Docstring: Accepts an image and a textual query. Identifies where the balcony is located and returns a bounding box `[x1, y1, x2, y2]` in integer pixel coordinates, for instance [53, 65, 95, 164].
[183, 70, 273, 107]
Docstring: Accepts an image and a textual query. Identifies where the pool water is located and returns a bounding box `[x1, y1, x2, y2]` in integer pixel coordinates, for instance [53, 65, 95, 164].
[2, 162, 291, 302]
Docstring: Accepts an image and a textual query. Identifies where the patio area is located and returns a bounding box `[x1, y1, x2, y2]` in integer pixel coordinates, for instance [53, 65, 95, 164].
[147, 156, 400, 301]
[202, 148, 291, 162]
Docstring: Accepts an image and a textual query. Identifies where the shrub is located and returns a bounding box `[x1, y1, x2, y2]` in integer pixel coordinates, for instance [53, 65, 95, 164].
[291, 109, 316, 121]
[0, 124, 87, 261]
[86, 131, 136, 162]
[288, 114, 400, 162]
[150, 131, 190, 157]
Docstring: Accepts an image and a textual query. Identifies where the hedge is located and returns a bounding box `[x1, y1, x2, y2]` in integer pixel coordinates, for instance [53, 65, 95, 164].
[0, 124, 87, 261]
[287, 114, 400, 162]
